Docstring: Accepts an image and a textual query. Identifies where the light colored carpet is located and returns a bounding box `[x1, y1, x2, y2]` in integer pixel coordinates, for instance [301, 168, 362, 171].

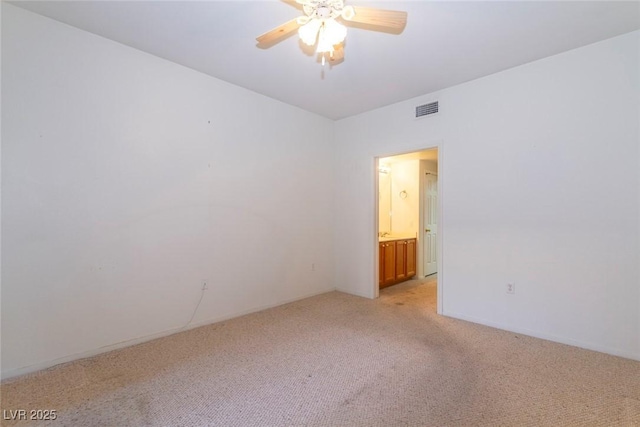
[2, 277, 639, 426]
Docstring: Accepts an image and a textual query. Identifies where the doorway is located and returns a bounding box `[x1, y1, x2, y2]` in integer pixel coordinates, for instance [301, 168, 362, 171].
[375, 146, 441, 314]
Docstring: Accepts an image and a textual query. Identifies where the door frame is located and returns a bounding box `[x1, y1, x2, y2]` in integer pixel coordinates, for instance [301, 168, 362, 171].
[374, 142, 444, 315]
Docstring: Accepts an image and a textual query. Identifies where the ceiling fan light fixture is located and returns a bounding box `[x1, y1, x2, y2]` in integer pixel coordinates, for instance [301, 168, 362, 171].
[299, 19, 322, 45]
[322, 18, 347, 45]
[316, 34, 334, 54]
[341, 5, 355, 21]
[257, 1, 407, 66]
[316, 19, 346, 65]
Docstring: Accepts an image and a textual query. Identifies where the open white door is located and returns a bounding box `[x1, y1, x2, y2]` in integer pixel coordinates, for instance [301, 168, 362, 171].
[423, 172, 438, 276]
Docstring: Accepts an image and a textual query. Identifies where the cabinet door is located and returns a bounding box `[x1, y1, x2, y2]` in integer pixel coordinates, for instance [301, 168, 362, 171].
[406, 239, 416, 278]
[382, 242, 396, 287]
[395, 240, 407, 281]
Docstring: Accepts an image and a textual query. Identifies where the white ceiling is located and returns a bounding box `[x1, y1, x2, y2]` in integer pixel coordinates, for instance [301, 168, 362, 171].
[9, 0, 640, 120]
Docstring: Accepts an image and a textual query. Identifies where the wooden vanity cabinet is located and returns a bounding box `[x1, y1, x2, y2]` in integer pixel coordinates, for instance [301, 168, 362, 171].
[379, 241, 396, 287]
[405, 239, 416, 277]
[395, 241, 407, 281]
[379, 238, 417, 289]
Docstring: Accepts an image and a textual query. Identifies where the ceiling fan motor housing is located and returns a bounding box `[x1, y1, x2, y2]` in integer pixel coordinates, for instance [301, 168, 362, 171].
[303, 0, 344, 21]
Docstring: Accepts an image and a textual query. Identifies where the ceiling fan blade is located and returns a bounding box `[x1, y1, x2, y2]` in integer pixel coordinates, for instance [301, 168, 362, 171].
[256, 18, 301, 45]
[281, 0, 305, 10]
[343, 6, 407, 31]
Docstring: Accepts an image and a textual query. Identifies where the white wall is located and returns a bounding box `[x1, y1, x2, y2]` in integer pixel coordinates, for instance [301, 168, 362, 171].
[334, 31, 640, 360]
[1, 4, 335, 378]
[389, 160, 419, 236]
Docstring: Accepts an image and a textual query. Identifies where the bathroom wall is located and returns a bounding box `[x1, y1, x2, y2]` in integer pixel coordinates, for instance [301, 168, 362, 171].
[378, 169, 391, 234]
[389, 160, 420, 236]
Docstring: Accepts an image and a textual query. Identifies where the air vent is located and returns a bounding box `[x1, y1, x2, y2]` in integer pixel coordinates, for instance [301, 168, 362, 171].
[416, 101, 439, 118]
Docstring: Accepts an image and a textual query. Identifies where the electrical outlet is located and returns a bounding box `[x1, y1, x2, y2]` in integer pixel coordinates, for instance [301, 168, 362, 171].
[506, 283, 515, 294]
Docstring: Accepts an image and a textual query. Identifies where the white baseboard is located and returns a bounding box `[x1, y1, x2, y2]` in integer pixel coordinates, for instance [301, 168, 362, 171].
[442, 310, 640, 362]
[336, 287, 374, 299]
[1, 287, 336, 381]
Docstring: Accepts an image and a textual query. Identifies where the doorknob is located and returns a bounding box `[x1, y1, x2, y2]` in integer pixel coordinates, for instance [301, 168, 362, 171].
[425, 229, 431, 232]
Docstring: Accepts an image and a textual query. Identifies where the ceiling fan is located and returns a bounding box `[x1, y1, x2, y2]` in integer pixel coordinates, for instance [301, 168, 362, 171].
[256, 0, 407, 65]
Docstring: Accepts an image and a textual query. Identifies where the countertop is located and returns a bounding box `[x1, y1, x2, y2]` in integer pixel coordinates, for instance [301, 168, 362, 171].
[379, 235, 416, 242]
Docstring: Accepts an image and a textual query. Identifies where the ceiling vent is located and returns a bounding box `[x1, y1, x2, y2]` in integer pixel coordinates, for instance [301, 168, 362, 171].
[416, 101, 439, 118]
